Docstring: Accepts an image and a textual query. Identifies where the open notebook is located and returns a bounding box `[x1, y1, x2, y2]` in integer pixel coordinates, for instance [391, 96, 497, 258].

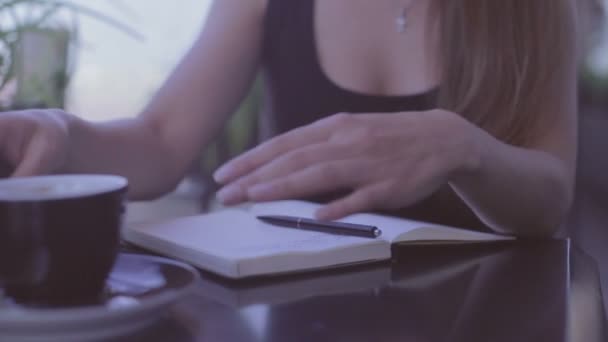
[123, 200, 512, 279]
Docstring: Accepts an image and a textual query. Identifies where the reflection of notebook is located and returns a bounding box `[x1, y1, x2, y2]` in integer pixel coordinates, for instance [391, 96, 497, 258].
[195, 264, 390, 308]
[193, 245, 500, 310]
[387, 246, 509, 341]
[124, 200, 512, 279]
[389, 243, 510, 289]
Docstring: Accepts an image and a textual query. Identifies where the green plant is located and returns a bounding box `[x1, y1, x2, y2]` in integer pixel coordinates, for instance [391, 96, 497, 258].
[0, 0, 142, 104]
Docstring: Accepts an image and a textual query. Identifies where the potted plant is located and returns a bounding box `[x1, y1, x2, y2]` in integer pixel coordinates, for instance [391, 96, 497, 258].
[0, 0, 141, 109]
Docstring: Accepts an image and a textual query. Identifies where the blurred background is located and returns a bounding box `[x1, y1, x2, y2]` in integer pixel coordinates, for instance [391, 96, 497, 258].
[69, 0, 210, 121]
[0, 0, 607, 311]
[572, 0, 608, 315]
[0, 0, 259, 219]
[0, 0, 210, 119]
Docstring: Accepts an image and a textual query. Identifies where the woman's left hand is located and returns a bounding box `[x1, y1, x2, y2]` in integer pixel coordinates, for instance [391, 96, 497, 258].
[213, 109, 483, 220]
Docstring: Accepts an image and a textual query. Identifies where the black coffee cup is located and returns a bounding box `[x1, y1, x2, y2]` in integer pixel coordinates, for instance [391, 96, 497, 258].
[0, 174, 128, 307]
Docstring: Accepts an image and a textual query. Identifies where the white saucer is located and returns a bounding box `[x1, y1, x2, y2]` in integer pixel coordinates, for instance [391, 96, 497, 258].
[0, 253, 199, 341]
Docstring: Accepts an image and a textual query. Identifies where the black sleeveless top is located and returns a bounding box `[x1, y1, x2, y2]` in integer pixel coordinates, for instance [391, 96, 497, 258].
[260, 0, 489, 231]
[261, 0, 436, 133]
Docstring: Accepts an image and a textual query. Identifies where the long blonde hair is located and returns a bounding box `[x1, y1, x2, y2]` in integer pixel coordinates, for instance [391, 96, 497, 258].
[435, 0, 577, 145]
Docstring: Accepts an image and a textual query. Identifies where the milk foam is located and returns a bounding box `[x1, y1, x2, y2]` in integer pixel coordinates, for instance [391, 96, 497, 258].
[0, 175, 127, 201]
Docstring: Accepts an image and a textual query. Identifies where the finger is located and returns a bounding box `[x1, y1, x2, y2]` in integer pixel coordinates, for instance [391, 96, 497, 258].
[213, 113, 351, 184]
[213, 125, 328, 184]
[315, 183, 393, 220]
[215, 182, 248, 206]
[246, 159, 365, 202]
[231, 141, 353, 189]
[11, 135, 53, 177]
[0, 115, 24, 164]
[217, 140, 358, 205]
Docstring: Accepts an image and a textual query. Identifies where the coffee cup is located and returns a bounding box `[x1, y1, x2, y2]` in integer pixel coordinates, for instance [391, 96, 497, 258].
[0, 174, 127, 307]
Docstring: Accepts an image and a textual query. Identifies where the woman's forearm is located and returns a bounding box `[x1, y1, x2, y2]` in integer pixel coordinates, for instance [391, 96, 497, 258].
[62, 114, 190, 200]
[449, 130, 574, 237]
[58, 0, 266, 200]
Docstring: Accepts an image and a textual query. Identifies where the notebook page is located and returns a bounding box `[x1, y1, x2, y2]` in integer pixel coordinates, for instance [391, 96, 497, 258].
[251, 201, 424, 242]
[330, 214, 511, 243]
[194, 266, 391, 308]
[250, 200, 511, 243]
[126, 208, 388, 278]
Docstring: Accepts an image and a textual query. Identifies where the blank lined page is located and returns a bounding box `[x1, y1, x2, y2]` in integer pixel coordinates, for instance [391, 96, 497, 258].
[251, 201, 511, 243]
[251, 201, 423, 241]
[126, 207, 388, 277]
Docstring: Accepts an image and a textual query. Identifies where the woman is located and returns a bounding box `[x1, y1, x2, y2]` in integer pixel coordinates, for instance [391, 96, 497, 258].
[0, 0, 578, 237]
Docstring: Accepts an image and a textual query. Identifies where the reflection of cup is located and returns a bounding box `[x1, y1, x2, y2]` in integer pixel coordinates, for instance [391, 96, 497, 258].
[0, 174, 127, 307]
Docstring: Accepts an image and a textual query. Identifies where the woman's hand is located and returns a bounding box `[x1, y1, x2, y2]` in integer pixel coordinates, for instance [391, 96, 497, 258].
[0, 109, 71, 177]
[214, 110, 483, 220]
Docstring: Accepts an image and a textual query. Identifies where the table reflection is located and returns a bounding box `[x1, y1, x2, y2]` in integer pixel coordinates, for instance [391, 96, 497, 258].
[120, 240, 605, 342]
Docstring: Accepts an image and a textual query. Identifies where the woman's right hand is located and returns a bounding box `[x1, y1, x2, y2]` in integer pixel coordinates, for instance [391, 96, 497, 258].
[0, 109, 71, 178]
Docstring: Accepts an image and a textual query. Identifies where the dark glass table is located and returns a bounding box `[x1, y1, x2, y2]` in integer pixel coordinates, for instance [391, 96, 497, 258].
[117, 240, 606, 342]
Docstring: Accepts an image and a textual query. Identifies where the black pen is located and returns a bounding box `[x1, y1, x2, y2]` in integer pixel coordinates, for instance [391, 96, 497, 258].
[256, 215, 382, 239]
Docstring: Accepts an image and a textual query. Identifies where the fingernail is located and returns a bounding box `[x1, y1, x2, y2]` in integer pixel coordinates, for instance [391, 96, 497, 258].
[315, 207, 331, 220]
[248, 183, 274, 200]
[213, 165, 234, 184]
[316, 207, 339, 221]
[216, 185, 244, 204]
